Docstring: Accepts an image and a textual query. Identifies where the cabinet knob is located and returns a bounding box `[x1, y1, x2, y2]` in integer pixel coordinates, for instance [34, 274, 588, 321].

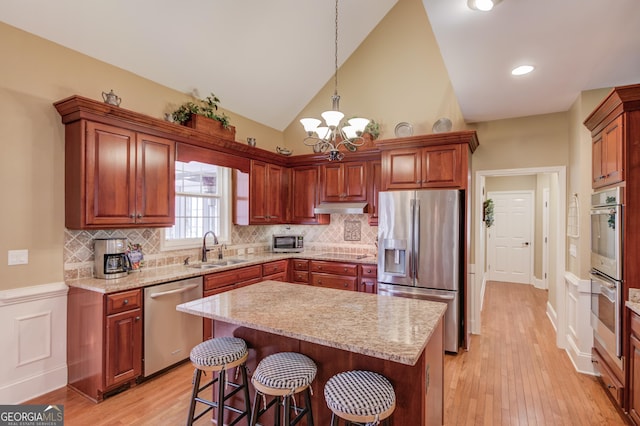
[343, 283, 348, 287]
[129, 213, 135, 218]
[137, 214, 142, 219]
[318, 280, 322, 284]
[123, 299, 129, 305]
[135, 316, 140, 321]
[344, 268, 348, 272]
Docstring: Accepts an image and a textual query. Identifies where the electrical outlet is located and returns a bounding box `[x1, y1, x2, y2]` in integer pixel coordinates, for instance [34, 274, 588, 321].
[247, 248, 255, 254]
[237, 248, 245, 256]
[8, 249, 28, 265]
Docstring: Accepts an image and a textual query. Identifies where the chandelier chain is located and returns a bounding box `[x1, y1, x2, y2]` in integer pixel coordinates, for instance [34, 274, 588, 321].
[333, 0, 339, 97]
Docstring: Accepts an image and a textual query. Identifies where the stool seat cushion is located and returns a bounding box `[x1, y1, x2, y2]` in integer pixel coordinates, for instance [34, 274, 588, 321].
[324, 370, 396, 418]
[253, 352, 317, 391]
[190, 337, 248, 368]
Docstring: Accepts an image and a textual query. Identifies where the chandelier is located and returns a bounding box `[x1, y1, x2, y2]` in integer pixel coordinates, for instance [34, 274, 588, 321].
[300, 0, 369, 161]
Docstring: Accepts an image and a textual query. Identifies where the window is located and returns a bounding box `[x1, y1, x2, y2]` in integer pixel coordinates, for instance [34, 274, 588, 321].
[162, 161, 231, 250]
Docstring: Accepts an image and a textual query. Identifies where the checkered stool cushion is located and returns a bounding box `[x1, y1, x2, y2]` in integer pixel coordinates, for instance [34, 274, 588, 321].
[324, 370, 396, 418]
[190, 337, 248, 368]
[252, 352, 317, 392]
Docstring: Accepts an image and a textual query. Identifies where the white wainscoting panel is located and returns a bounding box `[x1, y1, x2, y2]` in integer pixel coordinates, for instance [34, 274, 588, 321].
[563, 272, 595, 374]
[0, 282, 68, 403]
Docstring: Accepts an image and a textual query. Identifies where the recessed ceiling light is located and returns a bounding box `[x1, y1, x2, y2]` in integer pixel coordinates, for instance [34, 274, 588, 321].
[467, 0, 502, 12]
[511, 65, 535, 76]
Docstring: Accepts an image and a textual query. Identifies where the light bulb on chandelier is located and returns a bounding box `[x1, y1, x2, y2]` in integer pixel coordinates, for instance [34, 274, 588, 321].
[299, 0, 369, 161]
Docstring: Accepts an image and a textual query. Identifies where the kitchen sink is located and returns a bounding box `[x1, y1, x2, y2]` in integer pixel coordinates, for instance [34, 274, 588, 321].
[188, 259, 248, 269]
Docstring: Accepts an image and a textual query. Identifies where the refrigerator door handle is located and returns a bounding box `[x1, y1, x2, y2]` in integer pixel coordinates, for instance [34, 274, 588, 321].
[379, 285, 455, 301]
[413, 198, 420, 281]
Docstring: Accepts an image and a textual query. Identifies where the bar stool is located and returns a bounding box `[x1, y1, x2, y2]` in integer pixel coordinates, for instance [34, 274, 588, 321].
[250, 352, 317, 426]
[324, 370, 396, 426]
[186, 337, 252, 426]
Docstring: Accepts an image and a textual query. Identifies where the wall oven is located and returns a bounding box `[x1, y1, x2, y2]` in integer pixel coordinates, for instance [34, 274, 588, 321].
[590, 186, 623, 368]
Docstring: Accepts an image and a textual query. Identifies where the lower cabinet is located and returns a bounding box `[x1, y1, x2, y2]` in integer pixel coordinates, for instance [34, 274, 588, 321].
[359, 264, 378, 294]
[68, 288, 143, 402]
[291, 259, 310, 284]
[310, 260, 358, 291]
[629, 310, 640, 424]
[203, 264, 262, 340]
[592, 343, 624, 409]
[262, 259, 289, 281]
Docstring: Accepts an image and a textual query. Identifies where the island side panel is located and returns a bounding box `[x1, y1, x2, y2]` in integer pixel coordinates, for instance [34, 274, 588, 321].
[214, 318, 444, 425]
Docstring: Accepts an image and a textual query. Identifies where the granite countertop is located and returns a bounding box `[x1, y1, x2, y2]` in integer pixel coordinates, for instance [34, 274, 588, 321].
[177, 280, 446, 366]
[67, 252, 377, 293]
[627, 288, 640, 315]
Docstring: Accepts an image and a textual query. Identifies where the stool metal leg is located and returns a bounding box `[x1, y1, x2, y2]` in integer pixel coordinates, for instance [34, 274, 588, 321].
[304, 388, 314, 426]
[283, 395, 291, 426]
[187, 369, 202, 426]
[216, 368, 226, 426]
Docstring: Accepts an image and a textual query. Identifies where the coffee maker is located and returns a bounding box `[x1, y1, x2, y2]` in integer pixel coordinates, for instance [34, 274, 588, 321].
[94, 238, 130, 279]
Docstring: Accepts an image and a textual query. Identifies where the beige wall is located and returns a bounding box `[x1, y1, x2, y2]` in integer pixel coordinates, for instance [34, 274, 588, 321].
[0, 22, 281, 291]
[567, 87, 612, 279]
[282, 0, 465, 149]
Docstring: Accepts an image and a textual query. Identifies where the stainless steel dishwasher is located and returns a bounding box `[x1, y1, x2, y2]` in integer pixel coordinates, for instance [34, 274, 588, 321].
[143, 276, 203, 376]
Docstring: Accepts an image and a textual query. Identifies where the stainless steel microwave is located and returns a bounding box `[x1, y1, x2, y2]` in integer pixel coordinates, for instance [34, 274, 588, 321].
[272, 234, 304, 253]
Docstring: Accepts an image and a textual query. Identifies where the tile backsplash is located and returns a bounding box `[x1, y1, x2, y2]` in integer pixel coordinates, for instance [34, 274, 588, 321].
[64, 214, 377, 280]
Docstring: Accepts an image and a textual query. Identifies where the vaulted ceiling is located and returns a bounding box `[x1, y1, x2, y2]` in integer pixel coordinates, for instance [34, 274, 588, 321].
[2, 0, 640, 130]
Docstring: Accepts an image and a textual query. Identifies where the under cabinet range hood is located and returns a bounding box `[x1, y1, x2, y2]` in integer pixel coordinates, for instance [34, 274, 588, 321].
[313, 202, 368, 214]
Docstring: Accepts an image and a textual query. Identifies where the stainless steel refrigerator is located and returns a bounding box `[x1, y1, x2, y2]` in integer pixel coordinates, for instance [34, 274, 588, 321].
[377, 189, 462, 353]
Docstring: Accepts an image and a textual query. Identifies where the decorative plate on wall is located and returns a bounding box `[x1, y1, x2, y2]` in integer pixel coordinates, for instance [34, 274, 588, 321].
[432, 117, 452, 133]
[394, 122, 413, 138]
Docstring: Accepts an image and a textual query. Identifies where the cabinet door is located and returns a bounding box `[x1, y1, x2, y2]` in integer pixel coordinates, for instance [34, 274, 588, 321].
[359, 278, 377, 294]
[592, 134, 605, 187]
[85, 122, 137, 226]
[320, 162, 367, 202]
[250, 161, 285, 224]
[421, 144, 462, 188]
[368, 160, 382, 226]
[382, 149, 422, 190]
[630, 333, 640, 425]
[290, 166, 330, 224]
[105, 308, 142, 388]
[602, 116, 623, 186]
[135, 133, 175, 226]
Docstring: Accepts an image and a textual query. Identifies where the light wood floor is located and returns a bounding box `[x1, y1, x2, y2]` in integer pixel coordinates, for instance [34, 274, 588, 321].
[27, 281, 626, 425]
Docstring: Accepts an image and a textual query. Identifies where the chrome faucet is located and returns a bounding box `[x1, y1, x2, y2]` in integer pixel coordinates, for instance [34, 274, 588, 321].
[201, 231, 219, 262]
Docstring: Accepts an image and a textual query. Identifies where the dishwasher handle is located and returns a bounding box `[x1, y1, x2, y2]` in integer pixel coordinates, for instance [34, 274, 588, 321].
[149, 283, 200, 299]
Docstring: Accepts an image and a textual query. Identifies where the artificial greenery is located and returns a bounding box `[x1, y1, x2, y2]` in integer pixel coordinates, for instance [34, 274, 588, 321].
[364, 120, 380, 140]
[172, 93, 231, 128]
[483, 199, 495, 228]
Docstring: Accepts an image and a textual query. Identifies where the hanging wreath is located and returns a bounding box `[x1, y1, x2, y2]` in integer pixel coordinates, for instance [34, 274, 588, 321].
[483, 199, 494, 228]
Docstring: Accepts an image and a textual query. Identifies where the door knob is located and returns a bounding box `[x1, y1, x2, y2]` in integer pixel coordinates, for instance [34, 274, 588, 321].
[524, 242, 530, 246]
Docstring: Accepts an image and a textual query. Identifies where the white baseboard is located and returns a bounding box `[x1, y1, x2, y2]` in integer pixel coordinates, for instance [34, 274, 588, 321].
[565, 334, 596, 375]
[0, 282, 68, 404]
[546, 300, 558, 333]
[533, 276, 546, 290]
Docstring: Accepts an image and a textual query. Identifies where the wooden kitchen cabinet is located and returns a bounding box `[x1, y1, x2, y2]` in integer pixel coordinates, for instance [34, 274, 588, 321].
[310, 260, 358, 291]
[64, 121, 175, 229]
[381, 144, 462, 190]
[368, 160, 382, 226]
[629, 310, 640, 425]
[320, 161, 367, 202]
[359, 264, 378, 294]
[591, 116, 624, 189]
[67, 288, 143, 401]
[289, 166, 330, 225]
[249, 160, 287, 224]
[291, 259, 310, 284]
[262, 260, 289, 281]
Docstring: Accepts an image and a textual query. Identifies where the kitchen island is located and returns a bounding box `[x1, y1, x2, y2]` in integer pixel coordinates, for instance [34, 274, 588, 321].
[177, 280, 446, 425]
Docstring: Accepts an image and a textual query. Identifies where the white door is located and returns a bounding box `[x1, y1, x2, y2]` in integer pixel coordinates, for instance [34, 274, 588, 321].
[487, 191, 534, 284]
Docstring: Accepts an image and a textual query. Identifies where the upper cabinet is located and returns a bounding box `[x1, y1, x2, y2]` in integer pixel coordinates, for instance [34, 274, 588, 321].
[64, 120, 174, 229]
[591, 116, 624, 189]
[248, 160, 288, 224]
[320, 161, 367, 202]
[289, 166, 330, 225]
[376, 131, 478, 191]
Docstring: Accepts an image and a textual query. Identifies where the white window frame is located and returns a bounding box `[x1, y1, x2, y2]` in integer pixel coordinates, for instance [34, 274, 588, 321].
[161, 162, 232, 251]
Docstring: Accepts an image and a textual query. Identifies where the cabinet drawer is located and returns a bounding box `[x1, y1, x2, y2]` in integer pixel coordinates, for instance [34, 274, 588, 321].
[360, 264, 377, 278]
[292, 271, 309, 283]
[292, 259, 309, 271]
[311, 274, 357, 291]
[205, 265, 262, 290]
[592, 347, 624, 406]
[262, 260, 287, 276]
[310, 261, 358, 276]
[106, 289, 142, 315]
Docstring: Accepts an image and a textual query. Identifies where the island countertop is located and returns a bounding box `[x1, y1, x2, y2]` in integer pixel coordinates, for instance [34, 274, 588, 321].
[177, 280, 447, 366]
